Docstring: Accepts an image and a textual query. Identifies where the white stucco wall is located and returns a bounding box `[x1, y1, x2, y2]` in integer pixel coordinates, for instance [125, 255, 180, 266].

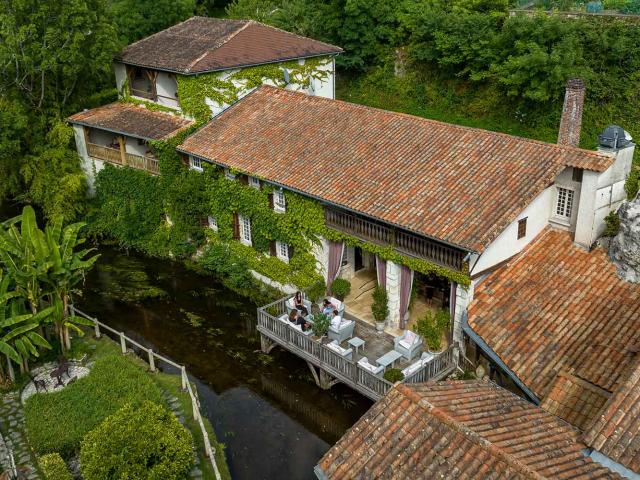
[550, 167, 583, 231]
[72, 125, 104, 194]
[114, 62, 127, 94]
[311, 237, 329, 284]
[124, 138, 148, 156]
[471, 187, 553, 275]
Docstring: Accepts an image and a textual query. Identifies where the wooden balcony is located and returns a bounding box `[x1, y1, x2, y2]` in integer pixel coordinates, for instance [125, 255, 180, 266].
[325, 208, 465, 271]
[257, 297, 457, 401]
[86, 142, 159, 175]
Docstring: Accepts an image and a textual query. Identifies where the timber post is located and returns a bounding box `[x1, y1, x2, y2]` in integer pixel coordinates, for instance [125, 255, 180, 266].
[181, 366, 188, 391]
[94, 320, 101, 339]
[119, 332, 127, 354]
[148, 349, 156, 372]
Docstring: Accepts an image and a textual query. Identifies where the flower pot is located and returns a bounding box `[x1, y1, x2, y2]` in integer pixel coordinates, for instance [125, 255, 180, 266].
[375, 321, 385, 332]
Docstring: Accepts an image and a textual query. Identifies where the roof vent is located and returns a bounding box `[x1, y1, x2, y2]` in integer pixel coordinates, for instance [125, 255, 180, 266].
[598, 125, 633, 149]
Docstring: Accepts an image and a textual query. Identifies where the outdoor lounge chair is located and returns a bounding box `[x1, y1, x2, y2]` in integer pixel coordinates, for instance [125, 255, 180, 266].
[289, 322, 312, 336]
[326, 340, 353, 360]
[394, 330, 423, 361]
[285, 296, 313, 315]
[327, 296, 345, 317]
[28, 373, 46, 393]
[401, 351, 434, 378]
[357, 357, 384, 377]
[328, 317, 355, 343]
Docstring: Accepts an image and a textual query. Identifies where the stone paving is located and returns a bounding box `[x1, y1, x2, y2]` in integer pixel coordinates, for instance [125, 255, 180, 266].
[0, 393, 40, 479]
[21, 361, 90, 404]
[160, 389, 204, 479]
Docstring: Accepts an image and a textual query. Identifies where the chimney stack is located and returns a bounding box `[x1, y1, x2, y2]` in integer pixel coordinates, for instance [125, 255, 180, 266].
[557, 78, 585, 148]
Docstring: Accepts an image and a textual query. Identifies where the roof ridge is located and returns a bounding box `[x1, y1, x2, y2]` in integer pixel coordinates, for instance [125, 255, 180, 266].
[188, 19, 252, 72]
[256, 86, 611, 162]
[397, 383, 546, 480]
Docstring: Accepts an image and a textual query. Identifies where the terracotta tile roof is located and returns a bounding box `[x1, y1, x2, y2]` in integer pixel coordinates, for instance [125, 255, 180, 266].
[583, 360, 640, 473]
[317, 381, 620, 479]
[117, 17, 342, 74]
[540, 371, 611, 431]
[68, 102, 193, 140]
[178, 86, 614, 251]
[468, 227, 640, 400]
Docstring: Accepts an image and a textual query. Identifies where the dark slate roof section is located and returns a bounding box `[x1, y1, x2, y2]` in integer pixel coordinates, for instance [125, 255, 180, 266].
[117, 17, 342, 74]
[317, 381, 621, 479]
[68, 102, 193, 141]
[178, 86, 614, 252]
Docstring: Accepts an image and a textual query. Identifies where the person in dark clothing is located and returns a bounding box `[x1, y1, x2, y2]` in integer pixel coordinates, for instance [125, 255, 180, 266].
[293, 291, 309, 316]
[288, 310, 310, 331]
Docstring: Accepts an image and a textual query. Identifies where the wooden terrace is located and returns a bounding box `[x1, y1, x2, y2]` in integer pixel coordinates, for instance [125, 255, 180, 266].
[87, 142, 159, 175]
[257, 297, 459, 401]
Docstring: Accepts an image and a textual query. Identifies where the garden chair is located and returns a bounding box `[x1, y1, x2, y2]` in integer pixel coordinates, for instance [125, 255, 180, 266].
[28, 373, 46, 393]
[357, 357, 384, 377]
[328, 316, 355, 343]
[57, 356, 70, 379]
[394, 330, 423, 361]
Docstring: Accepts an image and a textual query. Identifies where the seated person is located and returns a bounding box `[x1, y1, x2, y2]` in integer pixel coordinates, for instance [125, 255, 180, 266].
[288, 310, 310, 331]
[293, 291, 308, 316]
[330, 309, 342, 329]
[321, 298, 336, 317]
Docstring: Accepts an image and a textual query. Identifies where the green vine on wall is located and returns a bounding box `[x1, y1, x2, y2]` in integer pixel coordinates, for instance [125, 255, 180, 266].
[176, 57, 332, 123]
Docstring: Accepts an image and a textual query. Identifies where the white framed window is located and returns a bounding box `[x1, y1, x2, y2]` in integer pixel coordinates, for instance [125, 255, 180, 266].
[207, 216, 218, 232]
[189, 156, 203, 172]
[249, 176, 261, 189]
[273, 189, 286, 213]
[224, 168, 236, 180]
[276, 241, 289, 263]
[555, 187, 574, 219]
[239, 214, 252, 246]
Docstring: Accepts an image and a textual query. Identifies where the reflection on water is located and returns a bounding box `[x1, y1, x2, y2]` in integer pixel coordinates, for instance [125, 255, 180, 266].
[79, 247, 371, 480]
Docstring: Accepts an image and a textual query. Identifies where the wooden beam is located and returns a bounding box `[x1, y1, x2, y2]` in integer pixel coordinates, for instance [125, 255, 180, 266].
[117, 136, 126, 166]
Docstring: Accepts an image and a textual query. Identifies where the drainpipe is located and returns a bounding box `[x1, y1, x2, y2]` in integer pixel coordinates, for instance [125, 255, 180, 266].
[462, 310, 540, 404]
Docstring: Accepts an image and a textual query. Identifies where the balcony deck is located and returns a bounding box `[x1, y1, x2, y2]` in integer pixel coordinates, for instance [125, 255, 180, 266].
[86, 142, 159, 175]
[257, 297, 458, 401]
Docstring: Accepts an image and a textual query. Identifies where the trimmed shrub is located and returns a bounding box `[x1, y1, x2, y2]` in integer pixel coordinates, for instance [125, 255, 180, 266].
[371, 285, 389, 323]
[80, 401, 193, 480]
[383, 368, 404, 383]
[39, 453, 72, 480]
[603, 211, 621, 237]
[330, 278, 351, 301]
[413, 309, 451, 351]
[311, 312, 331, 338]
[25, 354, 165, 458]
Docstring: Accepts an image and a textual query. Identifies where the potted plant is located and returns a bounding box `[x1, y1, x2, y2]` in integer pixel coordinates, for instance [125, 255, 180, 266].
[310, 312, 331, 340]
[330, 278, 351, 301]
[306, 280, 326, 304]
[371, 285, 388, 332]
[413, 308, 450, 352]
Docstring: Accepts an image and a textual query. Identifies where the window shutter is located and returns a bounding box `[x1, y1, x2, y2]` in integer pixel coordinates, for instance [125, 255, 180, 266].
[239, 174, 249, 185]
[180, 154, 190, 167]
[199, 217, 209, 227]
[232, 213, 240, 240]
[288, 245, 295, 259]
[269, 241, 277, 257]
[268, 194, 274, 209]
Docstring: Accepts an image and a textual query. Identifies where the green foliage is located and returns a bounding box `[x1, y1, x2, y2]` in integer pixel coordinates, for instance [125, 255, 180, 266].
[413, 308, 451, 351]
[311, 312, 331, 337]
[306, 280, 327, 303]
[0, 98, 28, 203]
[626, 168, 639, 199]
[25, 354, 165, 458]
[80, 401, 193, 480]
[330, 278, 351, 300]
[371, 285, 389, 323]
[383, 368, 404, 383]
[39, 453, 72, 480]
[109, 0, 196, 45]
[176, 58, 330, 122]
[603, 211, 621, 237]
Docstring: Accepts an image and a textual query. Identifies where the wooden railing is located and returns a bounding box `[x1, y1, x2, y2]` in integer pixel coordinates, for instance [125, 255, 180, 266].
[325, 207, 465, 270]
[70, 306, 222, 480]
[257, 297, 458, 401]
[86, 142, 159, 175]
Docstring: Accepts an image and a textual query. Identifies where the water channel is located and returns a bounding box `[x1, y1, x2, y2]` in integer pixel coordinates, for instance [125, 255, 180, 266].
[78, 246, 371, 480]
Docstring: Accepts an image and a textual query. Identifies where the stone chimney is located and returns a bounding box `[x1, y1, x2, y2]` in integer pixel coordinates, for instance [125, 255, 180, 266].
[557, 78, 586, 147]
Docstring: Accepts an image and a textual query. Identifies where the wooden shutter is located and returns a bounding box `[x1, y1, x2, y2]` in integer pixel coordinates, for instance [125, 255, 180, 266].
[199, 217, 209, 227]
[146, 70, 159, 101]
[269, 241, 277, 257]
[268, 194, 274, 209]
[288, 245, 295, 259]
[232, 213, 240, 240]
[239, 174, 249, 186]
[180, 154, 190, 167]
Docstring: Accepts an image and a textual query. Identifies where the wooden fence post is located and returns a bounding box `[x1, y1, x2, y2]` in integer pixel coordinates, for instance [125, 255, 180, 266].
[120, 332, 127, 354]
[148, 349, 156, 372]
[181, 366, 187, 391]
[94, 320, 101, 339]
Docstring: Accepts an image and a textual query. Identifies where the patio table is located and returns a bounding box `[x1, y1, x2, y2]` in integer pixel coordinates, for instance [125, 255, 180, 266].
[376, 350, 403, 369]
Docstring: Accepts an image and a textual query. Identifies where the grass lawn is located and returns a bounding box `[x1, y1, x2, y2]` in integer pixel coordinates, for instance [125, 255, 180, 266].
[24, 334, 230, 480]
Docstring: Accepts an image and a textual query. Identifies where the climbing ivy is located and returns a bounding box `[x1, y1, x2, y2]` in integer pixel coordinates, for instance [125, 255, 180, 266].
[176, 57, 332, 122]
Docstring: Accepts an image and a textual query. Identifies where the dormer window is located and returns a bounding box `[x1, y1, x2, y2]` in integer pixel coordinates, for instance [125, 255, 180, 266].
[224, 168, 236, 180]
[249, 176, 261, 189]
[572, 168, 583, 183]
[555, 187, 574, 219]
[273, 189, 286, 213]
[190, 157, 203, 172]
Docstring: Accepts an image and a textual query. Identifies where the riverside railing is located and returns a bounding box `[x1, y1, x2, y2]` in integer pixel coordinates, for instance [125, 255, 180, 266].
[70, 306, 221, 480]
[257, 297, 458, 400]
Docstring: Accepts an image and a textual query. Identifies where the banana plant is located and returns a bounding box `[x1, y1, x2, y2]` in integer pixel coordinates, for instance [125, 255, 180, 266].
[0, 273, 51, 381]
